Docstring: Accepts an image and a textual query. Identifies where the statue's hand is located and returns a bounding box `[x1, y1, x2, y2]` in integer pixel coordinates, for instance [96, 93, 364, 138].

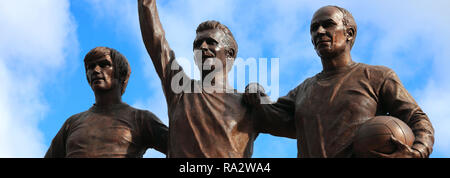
[370, 135, 421, 158]
[243, 83, 267, 106]
[139, 0, 155, 7]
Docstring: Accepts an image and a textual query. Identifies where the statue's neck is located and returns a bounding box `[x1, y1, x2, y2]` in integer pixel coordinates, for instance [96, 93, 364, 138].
[94, 88, 122, 108]
[321, 51, 353, 72]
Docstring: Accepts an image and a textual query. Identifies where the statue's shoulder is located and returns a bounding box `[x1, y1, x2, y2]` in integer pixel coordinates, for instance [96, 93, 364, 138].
[69, 109, 91, 119]
[128, 106, 159, 120]
[61, 110, 90, 130]
[290, 76, 316, 94]
[357, 62, 396, 79]
[358, 62, 394, 73]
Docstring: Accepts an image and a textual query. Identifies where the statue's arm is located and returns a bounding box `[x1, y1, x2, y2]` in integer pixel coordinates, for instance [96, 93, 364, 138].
[380, 70, 435, 158]
[255, 96, 297, 139]
[244, 83, 297, 139]
[142, 111, 169, 155]
[138, 0, 173, 80]
[44, 119, 71, 158]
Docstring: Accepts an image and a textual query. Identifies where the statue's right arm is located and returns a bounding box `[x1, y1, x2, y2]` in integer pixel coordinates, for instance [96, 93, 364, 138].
[138, 0, 173, 80]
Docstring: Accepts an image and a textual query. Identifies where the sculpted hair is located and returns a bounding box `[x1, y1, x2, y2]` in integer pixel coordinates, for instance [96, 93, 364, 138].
[84, 47, 131, 95]
[328, 5, 357, 49]
[195, 20, 238, 58]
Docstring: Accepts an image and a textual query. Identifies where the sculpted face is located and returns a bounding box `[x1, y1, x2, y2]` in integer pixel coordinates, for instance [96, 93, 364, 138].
[193, 29, 230, 74]
[310, 6, 350, 58]
[85, 54, 118, 92]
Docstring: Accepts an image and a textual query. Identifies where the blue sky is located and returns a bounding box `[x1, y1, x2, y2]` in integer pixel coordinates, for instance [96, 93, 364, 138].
[0, 0, 449, 158]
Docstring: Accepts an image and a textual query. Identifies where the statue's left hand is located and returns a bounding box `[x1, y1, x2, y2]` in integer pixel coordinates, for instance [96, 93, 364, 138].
[370, 135, 421, 158]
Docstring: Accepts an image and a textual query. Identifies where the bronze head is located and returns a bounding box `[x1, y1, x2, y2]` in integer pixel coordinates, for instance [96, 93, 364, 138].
[193, 20, 238, 74]
[84, 47, 131, 95]
[310, 6, 357, 58]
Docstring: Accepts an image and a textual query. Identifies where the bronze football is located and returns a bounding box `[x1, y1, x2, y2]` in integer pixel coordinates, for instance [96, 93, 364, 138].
[353, 116, 415, 157]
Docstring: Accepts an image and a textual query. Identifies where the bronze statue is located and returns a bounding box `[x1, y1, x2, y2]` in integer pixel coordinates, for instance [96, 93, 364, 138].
[45, 47, 168, 158]
[244, 6, 434, 158]
[138, 0, 261, 157]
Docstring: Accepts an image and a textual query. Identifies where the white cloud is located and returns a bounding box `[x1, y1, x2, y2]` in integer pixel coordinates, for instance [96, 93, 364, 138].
[86, 0, 142, 42]
[0, 0, 78, 157]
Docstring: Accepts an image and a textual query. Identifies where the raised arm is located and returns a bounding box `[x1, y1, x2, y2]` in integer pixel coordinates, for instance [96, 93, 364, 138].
[138, 0, 174, 80]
